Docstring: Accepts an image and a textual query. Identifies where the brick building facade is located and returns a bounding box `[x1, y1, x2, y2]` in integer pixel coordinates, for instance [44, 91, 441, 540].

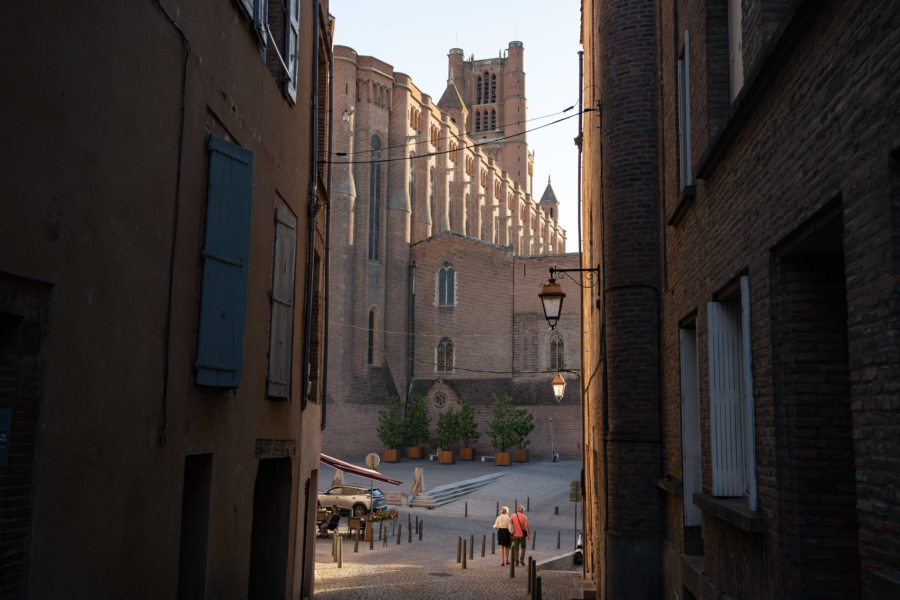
[1, 1, 330, 597]
[580, 0, 900, 598]
[325, 43, 582, 461]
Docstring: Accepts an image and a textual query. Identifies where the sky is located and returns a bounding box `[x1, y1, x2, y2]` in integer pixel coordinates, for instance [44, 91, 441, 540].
[330, 0, 584, 250]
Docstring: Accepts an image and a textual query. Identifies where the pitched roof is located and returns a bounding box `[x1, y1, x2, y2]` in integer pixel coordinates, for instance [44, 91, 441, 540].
[539, 176, 558, 204]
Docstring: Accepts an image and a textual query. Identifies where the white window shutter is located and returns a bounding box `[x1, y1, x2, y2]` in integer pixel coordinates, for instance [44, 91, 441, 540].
[267, 208, 298, 398]
[707, 299, 746, 497]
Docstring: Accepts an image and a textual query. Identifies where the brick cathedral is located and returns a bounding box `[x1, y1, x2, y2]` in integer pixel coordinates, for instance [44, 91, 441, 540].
[324, 42, 582, 460]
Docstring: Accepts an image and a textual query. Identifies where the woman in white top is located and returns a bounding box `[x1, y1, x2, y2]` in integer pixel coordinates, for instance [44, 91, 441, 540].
[492, 506, 515, 566]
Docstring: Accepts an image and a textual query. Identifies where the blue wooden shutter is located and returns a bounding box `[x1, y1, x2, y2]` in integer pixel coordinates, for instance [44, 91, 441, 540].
[196, 135, 254, 387]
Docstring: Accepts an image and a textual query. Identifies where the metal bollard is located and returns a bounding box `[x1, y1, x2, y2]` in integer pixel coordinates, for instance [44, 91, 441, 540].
[535, 575, 542, 600]
[496, 501, 499, 516]
[527, 556, 533, 594]
[338, 537, 343, 568]
[557, 530, 561, 549]
[354, 528, 359, 553]
[527, 496, 530, 511]
[457, 535, 461, 563]
[492, 532, 496, 554]
[408, 522, 412, 543]
[397, 523, 402, 545]
[465, 502, 468, 518]
[462, 539, 467, 569]
[510, 545, 516, 578]
[481, 533, 486, 557]
[554, 506, 559, 515]
[419, 520, 423, 541]
[532, 530, 536, 550]
[469, 534, 474, 559]
[369, 526, 374, 550]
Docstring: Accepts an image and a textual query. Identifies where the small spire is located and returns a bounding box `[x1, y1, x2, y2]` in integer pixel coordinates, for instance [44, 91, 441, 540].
[548, 175, 551, 185]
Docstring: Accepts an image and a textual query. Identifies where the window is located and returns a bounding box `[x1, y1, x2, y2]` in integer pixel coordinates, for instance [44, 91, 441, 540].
[368, 136, 382, 260]
[437, 338, 454, 372]
[196, 135, 253, 387]
[476, 76, 482, 104]
[482, 72, 489, 104]
[254, 0, 300, 102]
[408, 153, 415, 202]
[677, 30, 693, 191]
[429, 167, 435, 225]
[267, 208, 297, 398]
[438, 262, 455, 306]
[679, 321, 702, 527]
[490, 74, 496, 102]
[475, 112, 481, 132]
[549, 331, 565, 370]
[490, 109, 496, 130]
[727, 0, 744, 100]
[707, 276, 756, 507]
[367, 310, 375, 364]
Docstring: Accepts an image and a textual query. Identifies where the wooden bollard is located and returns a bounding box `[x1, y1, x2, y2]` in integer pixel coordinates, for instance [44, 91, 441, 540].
[496, 501, 499, 516]
[338, 537, 343, 568]
[469, 534, 474, 559]
[457, 536, 461, 563]
[481, 533, 486, 557]
[419, 520, 423, 541]
[408, 521, 412, 543]
[369, 526, 374, 550]
[491, 532, 495, 554]
[462, 539, 467, 569]
[397, 523, 402, 545]
[354, 528, 359, 553]
[465, 502, 468, 518]
[557, 530, 561, 549]
[332, 533, 337, 561]
[379, 522, 383, 541]
[527, 497, 530, 511]
[510, 545, 516, 577]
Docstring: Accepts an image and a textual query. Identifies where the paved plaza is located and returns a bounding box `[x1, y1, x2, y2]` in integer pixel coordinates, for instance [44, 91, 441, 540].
[314, 459, 585, 599]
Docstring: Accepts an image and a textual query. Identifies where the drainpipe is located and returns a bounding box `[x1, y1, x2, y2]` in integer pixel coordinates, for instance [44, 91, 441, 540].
[301, 0, 321, 411]
[321, 13, 334, 430]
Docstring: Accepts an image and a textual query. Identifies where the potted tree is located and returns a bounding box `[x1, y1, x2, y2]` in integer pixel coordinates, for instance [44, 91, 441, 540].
[434, 408, 459, 464]
[403, 397, 431, 460]
[456, 402, 480, 461]
[487, 395, 519, 466]
[512, 407, 535, 462]
[377, 396, 404, 462]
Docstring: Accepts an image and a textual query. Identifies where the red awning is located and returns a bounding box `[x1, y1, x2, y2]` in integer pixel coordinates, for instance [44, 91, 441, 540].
[319, 453, 403, 486]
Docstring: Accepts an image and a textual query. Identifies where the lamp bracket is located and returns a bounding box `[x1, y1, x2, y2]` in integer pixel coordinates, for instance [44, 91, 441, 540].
[549, 265, 601, 289]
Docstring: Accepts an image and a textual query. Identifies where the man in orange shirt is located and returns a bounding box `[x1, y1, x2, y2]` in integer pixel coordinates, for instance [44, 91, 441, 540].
[510, 505, 530, 565]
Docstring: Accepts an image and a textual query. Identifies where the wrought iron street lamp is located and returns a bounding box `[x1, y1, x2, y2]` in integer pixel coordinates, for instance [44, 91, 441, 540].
[538, 278, 565, 329]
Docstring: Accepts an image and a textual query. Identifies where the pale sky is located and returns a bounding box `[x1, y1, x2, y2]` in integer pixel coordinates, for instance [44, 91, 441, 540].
[330, 0, 584, 251]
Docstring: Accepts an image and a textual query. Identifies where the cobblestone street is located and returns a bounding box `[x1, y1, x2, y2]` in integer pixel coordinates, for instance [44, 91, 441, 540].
[315, 460, 585, 599]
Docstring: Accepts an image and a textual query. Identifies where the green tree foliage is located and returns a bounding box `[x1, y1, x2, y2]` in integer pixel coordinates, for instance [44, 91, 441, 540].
[434, 408, 460, 448]
[402, 396, 431, 446]
[514, 407, 535, 449]
[457, 402, 480, 447]
[376, 396, 404, 449]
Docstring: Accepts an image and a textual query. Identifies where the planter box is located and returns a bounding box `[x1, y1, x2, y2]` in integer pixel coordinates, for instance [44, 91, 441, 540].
[495, 452, 512, 466]
[407, 446, 425, 460]
[438, 449, 455, 464]
[383, 448, 400, 463]
[458, 447, 475, 461]
[513, 449, 530, 462]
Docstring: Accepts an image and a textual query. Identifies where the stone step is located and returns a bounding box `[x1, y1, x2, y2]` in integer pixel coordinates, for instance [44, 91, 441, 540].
[408, 472, 507, 508]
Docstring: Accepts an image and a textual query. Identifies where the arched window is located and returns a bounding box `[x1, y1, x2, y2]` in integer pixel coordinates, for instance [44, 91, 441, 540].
[437, 338, 454, 372]
[550, 331, 565, 370]
[490, 109, 496, 129]
[368, 310, 375, 364]
[429, 166, 435, 224]
[491, 74, 497, 102]
[482, 72, 490, 104]
[476, 76, 482, 104]
[438, 262, 455, 306]
[368, 136, 382, 260]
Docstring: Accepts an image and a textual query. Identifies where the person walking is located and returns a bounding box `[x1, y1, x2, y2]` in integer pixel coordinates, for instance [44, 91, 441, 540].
[510, 505, 530, 565]
[492, 506, 514, 566]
